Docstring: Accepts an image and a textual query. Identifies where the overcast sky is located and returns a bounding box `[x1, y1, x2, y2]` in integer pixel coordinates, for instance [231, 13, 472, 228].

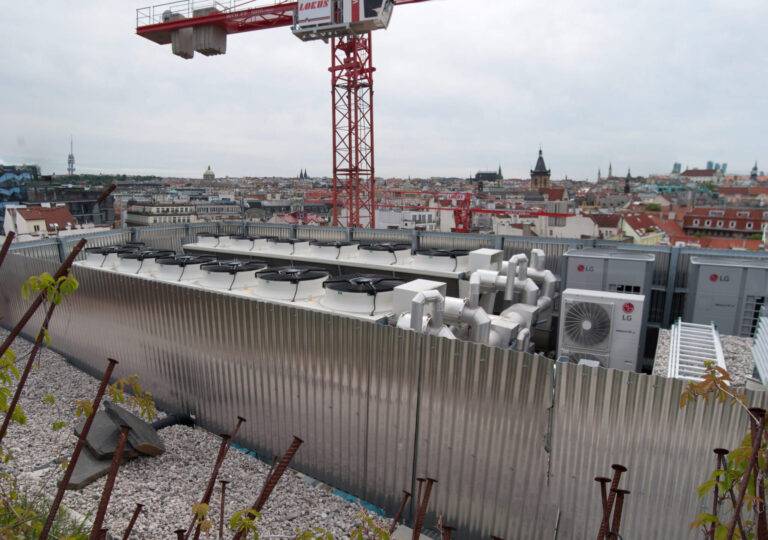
[1, 0, 765, 179]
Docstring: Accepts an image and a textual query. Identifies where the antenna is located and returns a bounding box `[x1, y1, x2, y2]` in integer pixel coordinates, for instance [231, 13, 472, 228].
[67, 135, 75, 176]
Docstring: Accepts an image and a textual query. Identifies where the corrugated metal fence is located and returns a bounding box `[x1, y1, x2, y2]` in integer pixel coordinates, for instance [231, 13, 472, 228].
[4, 229, 768, 538]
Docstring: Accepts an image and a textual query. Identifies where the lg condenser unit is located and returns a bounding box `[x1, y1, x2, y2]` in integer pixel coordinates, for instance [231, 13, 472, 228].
[685, 256, 768, 336]
[558, 288, 645, 372]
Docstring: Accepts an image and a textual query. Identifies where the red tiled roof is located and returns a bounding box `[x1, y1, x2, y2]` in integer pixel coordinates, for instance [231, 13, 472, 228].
[542, 187, 566, 201]
[588, 214, 621, 228]
[15, 207, 78, 232]
[681, 169, 718, 177]
[622, 213, 661, 235]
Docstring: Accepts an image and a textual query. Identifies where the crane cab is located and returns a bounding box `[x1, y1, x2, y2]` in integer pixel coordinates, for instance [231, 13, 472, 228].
[293, 0, 394, 41]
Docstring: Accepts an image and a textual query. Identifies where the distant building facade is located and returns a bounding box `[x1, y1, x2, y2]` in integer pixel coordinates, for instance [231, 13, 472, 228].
[203, 166, 215, 182]
[0, 165, 37, 233]
[125, 203, 197, 225]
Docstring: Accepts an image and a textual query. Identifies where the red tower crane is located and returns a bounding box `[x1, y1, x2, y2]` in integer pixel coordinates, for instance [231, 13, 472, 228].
[135, 0, 433, 228]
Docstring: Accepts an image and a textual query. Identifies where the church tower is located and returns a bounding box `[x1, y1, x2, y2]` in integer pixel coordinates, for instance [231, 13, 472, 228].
[530, 149, 551, 190]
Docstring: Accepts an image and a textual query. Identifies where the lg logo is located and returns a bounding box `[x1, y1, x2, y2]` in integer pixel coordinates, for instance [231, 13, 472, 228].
[709, 273, 730, 283]
[577, 264, 595, 272]
[621, 302, 634, 321]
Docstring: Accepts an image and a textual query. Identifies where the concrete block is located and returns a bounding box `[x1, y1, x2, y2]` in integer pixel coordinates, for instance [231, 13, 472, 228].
[67, 446, 134, 490]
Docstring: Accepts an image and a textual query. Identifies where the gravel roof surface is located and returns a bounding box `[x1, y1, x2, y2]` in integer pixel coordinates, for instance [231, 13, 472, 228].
[653, 328, 754, 386]
[0, 329, 380, 538]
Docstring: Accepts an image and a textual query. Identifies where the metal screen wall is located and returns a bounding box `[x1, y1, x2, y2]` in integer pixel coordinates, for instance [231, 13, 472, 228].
[0, 254, 553, 538]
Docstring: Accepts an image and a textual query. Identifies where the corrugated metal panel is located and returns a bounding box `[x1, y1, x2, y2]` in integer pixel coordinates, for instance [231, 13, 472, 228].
[551, 363, 768, 539]
[8, 240, 60, 261]
[353, 228, 413, 243]
[136, 225, 191, 251]
[0, 255, 412, 511]
[296, 226, 347, 242]
[418, 233, 494, 251]
[753, 311, 768, 384]
[246, 223, 293, 239]
[414, 344, 553, 538]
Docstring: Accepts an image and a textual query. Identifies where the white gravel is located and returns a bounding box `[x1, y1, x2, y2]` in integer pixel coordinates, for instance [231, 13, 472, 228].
[653, 328, 755, 386]
[0, 329, 384, 538]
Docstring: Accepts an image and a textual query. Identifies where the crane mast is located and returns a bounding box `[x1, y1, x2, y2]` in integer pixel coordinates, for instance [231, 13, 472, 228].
[136, 0, 433, 228]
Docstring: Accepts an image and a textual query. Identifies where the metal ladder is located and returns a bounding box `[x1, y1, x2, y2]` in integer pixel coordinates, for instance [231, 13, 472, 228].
[667, 319, 726, 381]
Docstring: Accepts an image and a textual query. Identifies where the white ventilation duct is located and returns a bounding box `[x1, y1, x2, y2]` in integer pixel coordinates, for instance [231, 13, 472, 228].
[196, 233, 229, 248]
[83, 245, 141, 269]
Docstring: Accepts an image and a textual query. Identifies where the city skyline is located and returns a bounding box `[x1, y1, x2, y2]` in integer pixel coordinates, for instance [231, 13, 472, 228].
[1, 0, 766, 179]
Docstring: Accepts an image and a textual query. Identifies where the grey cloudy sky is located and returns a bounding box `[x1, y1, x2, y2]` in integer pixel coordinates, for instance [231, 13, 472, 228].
[1, 0, 765, 179]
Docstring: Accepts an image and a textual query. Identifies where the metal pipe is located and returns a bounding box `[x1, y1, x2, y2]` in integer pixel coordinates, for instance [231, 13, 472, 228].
[175, 529, 186, 540]
[412, 477, 436, 539]
[516, 328, 531, 352]
[594, 476, 611, 536]
[41, 358, 118, 540]
[0, 238, 87, 364]
[712, 449, 728, 540]
[121, 503, 144, 540]
[530, 248, 546, 271]
[90, 425, 131, 539]
[388, 490, 411, 534]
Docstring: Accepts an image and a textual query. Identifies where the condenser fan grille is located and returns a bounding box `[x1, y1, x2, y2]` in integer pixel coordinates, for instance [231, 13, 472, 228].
[563, 301, 612, 347]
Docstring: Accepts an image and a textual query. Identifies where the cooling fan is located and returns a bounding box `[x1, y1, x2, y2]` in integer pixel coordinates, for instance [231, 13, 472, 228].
[563, 301, 612, 347]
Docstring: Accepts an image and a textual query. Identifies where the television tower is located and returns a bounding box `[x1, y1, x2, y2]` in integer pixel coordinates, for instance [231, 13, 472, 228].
[67, 136, 75, 175]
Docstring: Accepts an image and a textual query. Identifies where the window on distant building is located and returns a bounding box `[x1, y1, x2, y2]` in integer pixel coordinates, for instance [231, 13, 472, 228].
[33, 225, 40, 232]
[717, 220, 724, 227]
[730, 221, 737, 228]
[747, 222, 754, 229]
[705, 220, 712, 227]
[738, 211, 750, 218]
[763, 212, 768, 220]
[709, 210, 724, 217]
[693, 219, 700, 226]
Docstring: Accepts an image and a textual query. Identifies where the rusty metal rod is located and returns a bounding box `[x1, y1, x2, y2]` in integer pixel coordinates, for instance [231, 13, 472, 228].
[412, 477, 437, 539]
[594, 476, 611, 538]
[175, 529, 186, 540]
[122, 503, 144, 540]
[0, 300, 57, 446]
[608, 489, 630, 538]
[728, 408, 766, 539]
[718, 452, 748, 539]
[90, 425, 131, 539]
[218, 480, 229, 540]
[40, 357, 118, 540]
[0, 231, 15, 271]
[388, 490, 411, 534]
[0, 238, 86, 362]
[712, 449, 729, 540]
[441, 524, 455, 539]
[190, 417, 246, 540]
[233, 436, 303, 540]
[598, 464, 626, 540]
[751, 413, 768, 540]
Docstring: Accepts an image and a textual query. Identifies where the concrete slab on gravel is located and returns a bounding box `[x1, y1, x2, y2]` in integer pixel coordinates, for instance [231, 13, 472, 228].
[75, 411, 139, 460]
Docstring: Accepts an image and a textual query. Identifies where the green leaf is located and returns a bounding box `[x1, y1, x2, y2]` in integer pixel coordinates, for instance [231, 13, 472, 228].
[714, 523, 728, 540]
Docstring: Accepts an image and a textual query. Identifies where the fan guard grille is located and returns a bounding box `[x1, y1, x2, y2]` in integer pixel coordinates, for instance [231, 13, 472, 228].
[563, 301, 612, 347]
